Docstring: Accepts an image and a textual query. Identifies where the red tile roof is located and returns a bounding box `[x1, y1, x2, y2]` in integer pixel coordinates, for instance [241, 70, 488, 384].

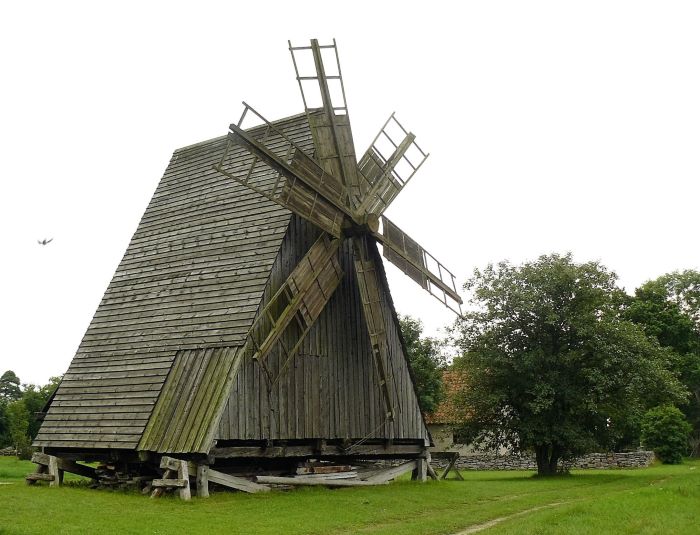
[425, 370, 470, 424]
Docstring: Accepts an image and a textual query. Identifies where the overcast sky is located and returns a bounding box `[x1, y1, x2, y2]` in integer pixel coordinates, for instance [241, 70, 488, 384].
[1, 1, 698, 385]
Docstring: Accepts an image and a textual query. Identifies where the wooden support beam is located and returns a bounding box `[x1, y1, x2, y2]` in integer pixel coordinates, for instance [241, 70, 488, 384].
[177, 459, 191, 501]
[152, 479, 188, 488]
[432, 451, 464, 481]
[26, 462, 48, 485]
[363, 461, 417, 484]
[25, 473, 55, 482]
[210, 443, 425, 459]
[48, 455, 60, 488]
[150, 469, 173, 498]
[207, 468, 270, 493]
[196, 464, 209, 498]
[160, 455, 270, 496]
[412, 455, 428, 482]
[427, 462, 439, 481]
[31, 452, 96, 480]
[255, 475, 386, 488]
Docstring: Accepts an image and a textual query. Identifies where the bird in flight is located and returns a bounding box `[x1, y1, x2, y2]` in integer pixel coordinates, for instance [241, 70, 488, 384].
[37, 238, 53, 246]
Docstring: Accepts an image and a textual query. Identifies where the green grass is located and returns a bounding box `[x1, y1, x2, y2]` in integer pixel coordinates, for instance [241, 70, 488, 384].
[1, 457, 698, 534]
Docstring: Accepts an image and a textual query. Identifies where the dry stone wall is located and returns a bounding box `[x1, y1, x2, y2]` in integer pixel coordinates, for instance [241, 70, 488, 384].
[434, 451, 654, 471]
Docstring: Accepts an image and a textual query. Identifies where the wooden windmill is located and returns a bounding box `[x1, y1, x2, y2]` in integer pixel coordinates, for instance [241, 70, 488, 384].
[31, 40, 462, 494]
[213, 39, 462, 422]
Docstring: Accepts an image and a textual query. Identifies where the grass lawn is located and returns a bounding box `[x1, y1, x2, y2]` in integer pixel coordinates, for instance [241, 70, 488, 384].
[0, 457, 698, 534]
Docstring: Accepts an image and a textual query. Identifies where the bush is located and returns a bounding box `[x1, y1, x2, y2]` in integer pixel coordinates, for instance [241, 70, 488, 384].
[641, 405, 692, 464]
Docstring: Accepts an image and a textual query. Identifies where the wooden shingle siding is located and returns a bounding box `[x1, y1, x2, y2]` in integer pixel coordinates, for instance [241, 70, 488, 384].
[138, 346, 243, 453]
[35, 114, 312, 450]
[216, 216, 430, 443]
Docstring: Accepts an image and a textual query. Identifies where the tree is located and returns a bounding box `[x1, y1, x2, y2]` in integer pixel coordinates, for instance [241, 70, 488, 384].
[452, 254, 686, 475]
[399, 315, 446, 414]
[21, 376, 62, 439]
[6, 399, 31, 458]
[0, 370, 22, 402]
[0, 400, 10, 447]
[626, 271, 700, 455]
[0, 375, 62, 451]
[641, 405, 692, 464]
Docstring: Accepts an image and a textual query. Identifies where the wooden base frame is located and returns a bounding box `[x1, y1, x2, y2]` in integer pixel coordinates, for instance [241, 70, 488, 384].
[32, 439, 436, 499]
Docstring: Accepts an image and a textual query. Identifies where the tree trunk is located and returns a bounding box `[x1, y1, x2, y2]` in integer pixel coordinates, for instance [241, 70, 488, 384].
[535, 444, 561, 476]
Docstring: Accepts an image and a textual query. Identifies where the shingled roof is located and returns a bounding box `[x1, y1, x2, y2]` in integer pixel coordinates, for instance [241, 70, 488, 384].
[424, 370, 470, 425]
[34, 114, 312, 450]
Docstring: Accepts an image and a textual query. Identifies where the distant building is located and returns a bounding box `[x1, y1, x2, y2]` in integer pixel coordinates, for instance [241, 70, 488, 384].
[425, 370, 508, 455]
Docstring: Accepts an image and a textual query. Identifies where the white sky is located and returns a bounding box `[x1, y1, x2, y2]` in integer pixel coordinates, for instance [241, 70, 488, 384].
[1, 1, 698, 385]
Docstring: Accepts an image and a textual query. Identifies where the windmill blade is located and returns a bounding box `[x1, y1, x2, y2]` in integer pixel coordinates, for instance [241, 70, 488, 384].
[244, 233, 343, 386]
[373, 216, 462, 314]
[352, 235, 396, 421]
[213, 104, 354, 238]
[354, 113, 429, 219]
[289, 39, 362, 210]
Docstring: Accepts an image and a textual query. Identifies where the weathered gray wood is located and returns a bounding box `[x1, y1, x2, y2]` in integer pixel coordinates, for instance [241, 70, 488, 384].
[34, 117, 309, 450]
[31, 453, 97, 480]
[255, 475, 386, 487]
[152, 478, 188, 488]
[35, 103, 433, 456]
[210, 442, 425, 458]
[412, 455, 428, 482]
[25, 473, 55, 482]
[216, 218, 430, 445]
[47, 455, 60, 487]
[207, 468, 270, 493]
[196, 464, 209, 498]
[177, 459, 191, 500]
[434, 452, 463, 481]
[363, 461, 417, 483]
[427, 462, 439, 481]
[150, 469, 174, 498]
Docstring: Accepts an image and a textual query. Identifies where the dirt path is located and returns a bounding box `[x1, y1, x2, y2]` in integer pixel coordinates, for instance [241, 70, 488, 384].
[452, 501, 568, 534]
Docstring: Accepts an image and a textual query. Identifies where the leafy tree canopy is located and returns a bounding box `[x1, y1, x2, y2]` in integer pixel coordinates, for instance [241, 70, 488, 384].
[451, 253, 686, 475]
[626, 270, 700, 455]
[399, 315, 446, 414]
[0, 370, 22, 402]
[641, 405, 692, 464]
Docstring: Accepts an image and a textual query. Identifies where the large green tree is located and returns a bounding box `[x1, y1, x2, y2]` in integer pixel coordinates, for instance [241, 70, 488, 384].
[626, 270, 700, 455]
[399, 315, 446, 414]
[452, 254, 685, 475]
[0, 374, 62, 452]
[0, 370, 22, 402]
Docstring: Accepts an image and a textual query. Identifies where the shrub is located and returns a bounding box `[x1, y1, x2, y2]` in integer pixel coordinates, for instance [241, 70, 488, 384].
[641, 405, 692, 464]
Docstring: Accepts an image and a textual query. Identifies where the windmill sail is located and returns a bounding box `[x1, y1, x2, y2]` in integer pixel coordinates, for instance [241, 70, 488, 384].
[245, 233, 343, 385]
[375, 216, 462, 314]
[214, 108, 352, 238]
[355, 113, 429, 218]
[289, 39, 362, 210]
[352, 236, 396, 421]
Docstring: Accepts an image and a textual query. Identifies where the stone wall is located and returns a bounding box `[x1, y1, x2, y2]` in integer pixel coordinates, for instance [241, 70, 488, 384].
[433, 451, 655, 471]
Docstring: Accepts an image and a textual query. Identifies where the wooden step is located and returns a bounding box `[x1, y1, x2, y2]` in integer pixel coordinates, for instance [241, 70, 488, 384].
[25, 473, 55, 482]
[152, 478, 188, 488]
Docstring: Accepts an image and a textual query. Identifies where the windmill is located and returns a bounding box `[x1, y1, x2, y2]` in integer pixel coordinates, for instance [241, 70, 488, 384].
[213, 39, 462, 422]
[31, 39, 463, 495]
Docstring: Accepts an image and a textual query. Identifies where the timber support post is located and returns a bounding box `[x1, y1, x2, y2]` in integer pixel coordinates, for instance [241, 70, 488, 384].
[26, 453, 94, 486]
[177, 459, 191, 501]
[411, 450, 429, 482]
[196, 464, 209, 498]
[152, 456, 191, 500]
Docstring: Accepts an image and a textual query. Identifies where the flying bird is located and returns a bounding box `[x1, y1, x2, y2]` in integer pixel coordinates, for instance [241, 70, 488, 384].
[37, 238, 53, 246]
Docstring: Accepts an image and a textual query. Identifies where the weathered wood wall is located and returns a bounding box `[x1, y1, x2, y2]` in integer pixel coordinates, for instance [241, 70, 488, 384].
[217, 216, 430, 443]
[35, 115, 313, 450]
